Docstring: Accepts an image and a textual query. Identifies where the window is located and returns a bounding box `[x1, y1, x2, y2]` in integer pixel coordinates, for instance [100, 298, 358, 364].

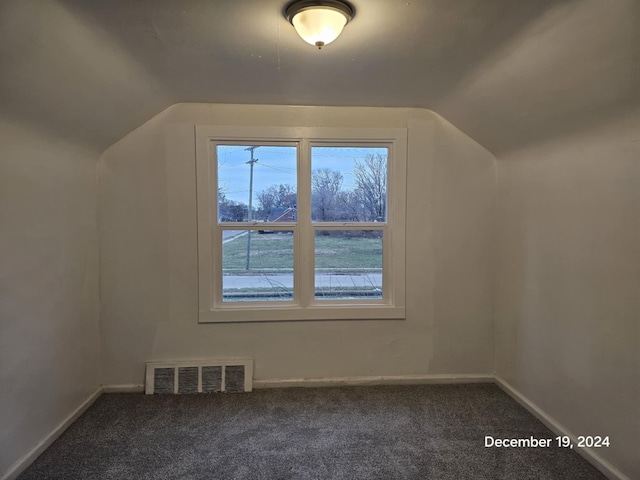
[196, 126, 406, 322]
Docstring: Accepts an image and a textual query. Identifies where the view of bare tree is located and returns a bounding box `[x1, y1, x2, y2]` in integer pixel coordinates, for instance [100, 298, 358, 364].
[257, 183, 296, 220]
[218, 188, 249, 222]
[312, 168, 343, 221]
[353, 153, 387, 222]
[221, 156, 387, 223]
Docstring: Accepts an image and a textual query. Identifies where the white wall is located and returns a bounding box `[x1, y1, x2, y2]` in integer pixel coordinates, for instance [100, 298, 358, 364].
[0, 117, 102, 476]
[495, 112, 640, 479]
[99, 103, 496, 386]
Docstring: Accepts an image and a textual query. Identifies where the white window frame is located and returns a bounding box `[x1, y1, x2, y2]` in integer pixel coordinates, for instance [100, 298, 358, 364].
[195, 125, 407, 323]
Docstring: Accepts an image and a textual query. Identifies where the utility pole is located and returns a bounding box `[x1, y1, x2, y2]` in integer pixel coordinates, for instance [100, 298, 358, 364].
[245, 146, 259, 270]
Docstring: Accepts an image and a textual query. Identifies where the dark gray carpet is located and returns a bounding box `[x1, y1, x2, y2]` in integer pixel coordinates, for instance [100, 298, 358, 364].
[19, 384, 604, 480]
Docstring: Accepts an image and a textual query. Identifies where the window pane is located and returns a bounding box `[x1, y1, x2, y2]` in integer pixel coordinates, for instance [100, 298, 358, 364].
[311, 146, 388, 222]
[222, 230, 294, 302]
[314, 230, 382, 300]
[217, 145, 297, 223]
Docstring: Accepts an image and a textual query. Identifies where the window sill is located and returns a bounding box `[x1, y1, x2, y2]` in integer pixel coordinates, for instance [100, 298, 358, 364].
[198, 306, 405, 323]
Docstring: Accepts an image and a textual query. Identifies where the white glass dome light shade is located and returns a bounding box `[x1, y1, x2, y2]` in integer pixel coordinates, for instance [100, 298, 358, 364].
[285, 1, 354, 49]
[292, 7, 348, 47]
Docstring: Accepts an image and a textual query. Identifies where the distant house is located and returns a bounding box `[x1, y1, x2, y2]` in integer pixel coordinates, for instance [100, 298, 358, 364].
[259, 207, 297, 234]
[267, 207, 297, 222]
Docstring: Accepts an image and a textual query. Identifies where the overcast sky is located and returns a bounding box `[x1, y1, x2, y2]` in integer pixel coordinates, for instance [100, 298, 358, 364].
[217, 145, 387, 204]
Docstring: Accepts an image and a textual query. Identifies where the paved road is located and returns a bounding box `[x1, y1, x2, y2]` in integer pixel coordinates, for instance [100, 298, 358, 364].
[222, 273, 382, 289]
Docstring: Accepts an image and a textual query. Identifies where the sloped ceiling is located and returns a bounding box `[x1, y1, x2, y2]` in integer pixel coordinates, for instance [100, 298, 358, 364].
[1, 0, 638, 155]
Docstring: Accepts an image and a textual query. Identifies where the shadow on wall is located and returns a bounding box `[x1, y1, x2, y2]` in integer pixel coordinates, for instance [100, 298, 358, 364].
[434, 0, 640, 155]
[0, 0, 171, 151]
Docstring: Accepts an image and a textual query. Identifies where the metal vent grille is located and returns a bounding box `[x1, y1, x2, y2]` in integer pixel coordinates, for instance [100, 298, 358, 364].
[145, 359, 253, 395]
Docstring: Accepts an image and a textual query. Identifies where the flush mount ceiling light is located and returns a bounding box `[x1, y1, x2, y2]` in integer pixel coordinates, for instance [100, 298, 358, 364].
[285, 0, 355, 49]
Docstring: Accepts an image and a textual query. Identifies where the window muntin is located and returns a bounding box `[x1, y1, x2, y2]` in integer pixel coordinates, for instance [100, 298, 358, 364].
[196, 126, 406, 323]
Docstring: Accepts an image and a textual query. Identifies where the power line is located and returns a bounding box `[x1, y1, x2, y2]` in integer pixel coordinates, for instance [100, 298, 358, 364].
[219, 160, 251, 168]
[258, 163, 296, 175]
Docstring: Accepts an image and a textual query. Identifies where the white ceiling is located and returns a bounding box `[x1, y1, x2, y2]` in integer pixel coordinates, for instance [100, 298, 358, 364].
[1, 0, 638, 155]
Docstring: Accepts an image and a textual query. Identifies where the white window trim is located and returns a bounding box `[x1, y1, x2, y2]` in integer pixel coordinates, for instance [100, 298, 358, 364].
[195, 125, 407, 323]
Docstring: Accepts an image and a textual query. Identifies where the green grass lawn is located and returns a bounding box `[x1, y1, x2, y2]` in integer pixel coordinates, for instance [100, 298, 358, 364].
[314, 232, 382, 270]
[222, 231, 382, 272]
[223, 232, 294, 271]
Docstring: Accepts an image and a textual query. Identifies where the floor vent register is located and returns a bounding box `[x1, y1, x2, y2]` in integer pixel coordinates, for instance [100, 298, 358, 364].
[145, 359, 253, 394]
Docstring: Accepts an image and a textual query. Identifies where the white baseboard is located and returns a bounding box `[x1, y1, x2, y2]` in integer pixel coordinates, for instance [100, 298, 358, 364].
[254, 373, 493, 389]
[494, 377, 630, 480]
[102, 384, 145, 393]
[1, 387, 103, 480]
